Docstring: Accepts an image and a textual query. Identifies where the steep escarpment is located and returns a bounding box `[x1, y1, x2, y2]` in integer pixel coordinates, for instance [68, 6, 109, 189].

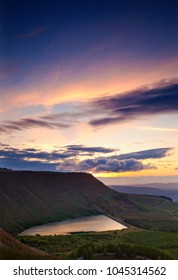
[0, 171, 178, 233]
[0, 171, 109, 232]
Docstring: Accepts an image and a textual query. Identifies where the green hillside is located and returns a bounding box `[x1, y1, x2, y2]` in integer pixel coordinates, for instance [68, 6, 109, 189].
[0, 171, 178, 233]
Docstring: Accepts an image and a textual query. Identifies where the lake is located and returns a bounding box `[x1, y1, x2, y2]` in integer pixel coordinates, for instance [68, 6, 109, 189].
[19, 215, 127, 236]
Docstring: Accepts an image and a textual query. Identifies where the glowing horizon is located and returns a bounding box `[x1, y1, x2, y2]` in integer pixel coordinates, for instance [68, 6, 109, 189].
[0, 0, 178, 185]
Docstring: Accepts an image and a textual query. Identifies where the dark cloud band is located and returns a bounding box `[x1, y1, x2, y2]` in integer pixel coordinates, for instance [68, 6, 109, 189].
[0, 146, 172, 173]
[0, 118, 72, 134]
[0, 80, 177, 134]
[65, 145, 116, 154]
[56, 158, 156, 173]
[89, 80, 178, 127]
[115, 148, 172, 160]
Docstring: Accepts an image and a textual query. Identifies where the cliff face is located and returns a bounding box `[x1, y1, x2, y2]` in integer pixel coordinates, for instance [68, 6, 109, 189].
[0, 171, 117, 232]
[1, 171, 178, 233]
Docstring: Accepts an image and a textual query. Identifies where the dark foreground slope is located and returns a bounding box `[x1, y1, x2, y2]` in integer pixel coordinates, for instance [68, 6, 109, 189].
[0, 171, 178, 233]
[0, 229, 50, 259]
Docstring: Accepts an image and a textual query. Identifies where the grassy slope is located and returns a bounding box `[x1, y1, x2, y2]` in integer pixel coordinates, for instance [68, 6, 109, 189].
[0, 229, 50, 259]
[120, 229, 178, 259]
[0, 171, 178, 233]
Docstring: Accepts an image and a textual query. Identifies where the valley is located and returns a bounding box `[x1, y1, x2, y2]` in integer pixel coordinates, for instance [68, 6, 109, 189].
[0, 170, 178, 259]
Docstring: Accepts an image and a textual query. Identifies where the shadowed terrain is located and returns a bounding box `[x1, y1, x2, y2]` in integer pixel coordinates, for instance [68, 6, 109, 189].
[0, 228, 50, 259]
[109, 185, 178, 202]
[1, 171, 178, 233]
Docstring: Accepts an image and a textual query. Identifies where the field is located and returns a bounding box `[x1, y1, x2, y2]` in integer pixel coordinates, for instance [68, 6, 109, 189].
[19, 229, 178, 260]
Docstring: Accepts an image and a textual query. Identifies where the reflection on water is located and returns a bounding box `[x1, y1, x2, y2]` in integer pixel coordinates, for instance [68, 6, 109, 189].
[19, 215, 127, 236]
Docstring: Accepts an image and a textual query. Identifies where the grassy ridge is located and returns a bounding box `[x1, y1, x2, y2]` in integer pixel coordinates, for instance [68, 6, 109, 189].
[1, 171, 178, 233]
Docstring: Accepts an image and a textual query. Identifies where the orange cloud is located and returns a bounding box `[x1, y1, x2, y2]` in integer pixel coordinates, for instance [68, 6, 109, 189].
[1, 56, 178, 113]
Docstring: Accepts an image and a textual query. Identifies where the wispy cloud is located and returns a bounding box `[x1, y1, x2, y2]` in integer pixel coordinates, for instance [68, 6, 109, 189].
[115, 148, 172, 160]
[0, 117, 73, 134]
[65, 145, 116, 154]
[0, 110, 84, 134]
[0, 147, 74, 161]
[1, 79, 177, 135]
[17, 26, 47, 38]
[135, 126, 178, 133]
[89, 80, 178, 127]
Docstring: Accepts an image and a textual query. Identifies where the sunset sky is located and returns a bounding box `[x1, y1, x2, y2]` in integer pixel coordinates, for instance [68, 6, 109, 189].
[0, 0, 178, 185]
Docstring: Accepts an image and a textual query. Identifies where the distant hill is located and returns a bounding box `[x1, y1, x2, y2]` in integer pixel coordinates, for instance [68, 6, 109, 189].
[132, 183, 178, 190]
[0, 167, 12, 171]
[109, 185, 178, 202]
[1, 171, 178, 233]
[0, 228, 50, 259]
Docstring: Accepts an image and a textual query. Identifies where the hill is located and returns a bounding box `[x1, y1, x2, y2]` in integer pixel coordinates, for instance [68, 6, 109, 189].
[0, 171, 178, 233]
[132, 183, 178, 190]
[0, 228, 50, 259]
[109, 185, 178, 202]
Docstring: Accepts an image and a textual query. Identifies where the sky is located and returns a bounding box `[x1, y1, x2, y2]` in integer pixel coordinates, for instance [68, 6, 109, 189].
[0, 0, 178, 186]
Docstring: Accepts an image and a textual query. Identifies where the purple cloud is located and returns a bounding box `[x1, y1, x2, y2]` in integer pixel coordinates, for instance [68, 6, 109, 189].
[65, 145, 116, 154]
[0, 118, 72, 134]
[1, 79, 177, 135]
[89, 80, 178, 127]
[0, 145, 172, 172]
[56, 157, 156, 173]
[115, 148, 172, 160]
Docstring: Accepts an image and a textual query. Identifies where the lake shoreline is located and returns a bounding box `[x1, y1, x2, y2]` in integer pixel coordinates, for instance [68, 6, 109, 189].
[19, 215, 127, 236]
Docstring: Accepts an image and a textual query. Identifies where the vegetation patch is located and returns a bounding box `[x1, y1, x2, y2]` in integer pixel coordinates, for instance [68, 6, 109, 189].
[19, 229, 177, 260]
